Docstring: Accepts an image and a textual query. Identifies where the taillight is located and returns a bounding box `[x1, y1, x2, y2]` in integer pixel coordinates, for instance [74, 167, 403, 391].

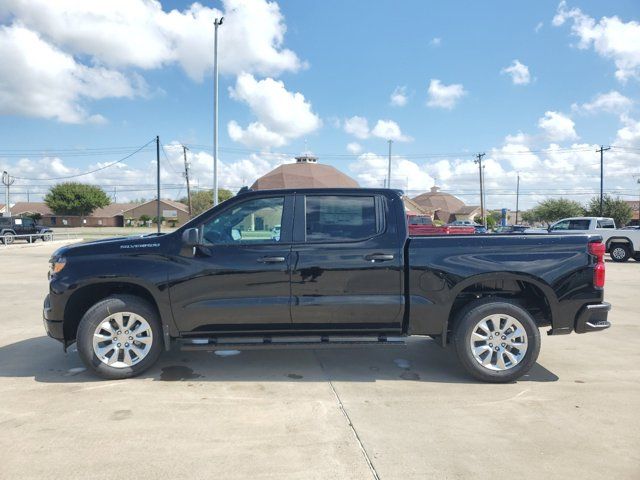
[589, 241, 606, 288]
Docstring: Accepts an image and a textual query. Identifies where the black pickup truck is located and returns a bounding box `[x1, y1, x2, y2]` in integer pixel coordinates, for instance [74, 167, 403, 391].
[43, 188, 610, 382]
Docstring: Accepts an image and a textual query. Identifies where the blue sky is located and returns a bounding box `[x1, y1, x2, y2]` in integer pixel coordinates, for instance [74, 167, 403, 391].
[0, 0, 639, 209]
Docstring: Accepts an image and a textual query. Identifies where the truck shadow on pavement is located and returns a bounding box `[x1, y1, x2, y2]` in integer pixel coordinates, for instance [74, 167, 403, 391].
[0, 336, 559, 384]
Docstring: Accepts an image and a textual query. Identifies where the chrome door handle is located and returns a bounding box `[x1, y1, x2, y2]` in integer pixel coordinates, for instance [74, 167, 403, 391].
[365, 253, 394, 262]
[257, 256, 286, 263]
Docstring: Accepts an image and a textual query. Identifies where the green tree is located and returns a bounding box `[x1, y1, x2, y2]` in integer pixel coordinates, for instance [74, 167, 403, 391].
[526, 198, 584, 226]
[180, 189, 233, 216]
[584, 194, 633, 226]
[25, 212, 42, 222]
[44, 182, 111, 216]
[139, 214, 151, 226]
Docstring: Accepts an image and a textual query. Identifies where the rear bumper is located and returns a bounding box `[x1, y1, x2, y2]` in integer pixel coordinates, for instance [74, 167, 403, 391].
[575, 302, 611, 333]
[43, 294, 64, 342]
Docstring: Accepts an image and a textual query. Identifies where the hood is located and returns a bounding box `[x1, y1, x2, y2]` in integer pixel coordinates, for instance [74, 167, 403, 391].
[52, 233, 170, 259]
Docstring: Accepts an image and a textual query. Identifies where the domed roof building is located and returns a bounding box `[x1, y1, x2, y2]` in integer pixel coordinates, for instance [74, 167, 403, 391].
[412, 186, 480, 223]
[251, 153, 359, 190]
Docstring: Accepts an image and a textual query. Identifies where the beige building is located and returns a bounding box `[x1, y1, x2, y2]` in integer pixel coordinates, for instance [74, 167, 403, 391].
[251, 154, 359, 190]
[412, 186, 480, 223]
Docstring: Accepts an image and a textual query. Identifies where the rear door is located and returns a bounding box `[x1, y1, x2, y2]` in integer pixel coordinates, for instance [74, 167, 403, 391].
[290, 193, 404, 331]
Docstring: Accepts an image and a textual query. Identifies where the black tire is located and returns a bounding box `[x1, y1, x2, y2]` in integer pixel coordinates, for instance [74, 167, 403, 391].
[42, 233, 52, 242]
[609, 243, 631, 262]
[76, 295, 163, 380]
[453, 298, 541, 383]
[2, 232, 15, 245]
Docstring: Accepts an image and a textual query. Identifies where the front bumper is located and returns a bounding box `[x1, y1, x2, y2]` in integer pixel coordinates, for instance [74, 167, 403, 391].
[575, 302, 611, 333]
[43, 294, 64, 342]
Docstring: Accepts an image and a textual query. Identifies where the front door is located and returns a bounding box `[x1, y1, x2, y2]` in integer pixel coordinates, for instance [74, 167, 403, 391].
[290, 193, 404, 332]
[170, 195, 293, 334]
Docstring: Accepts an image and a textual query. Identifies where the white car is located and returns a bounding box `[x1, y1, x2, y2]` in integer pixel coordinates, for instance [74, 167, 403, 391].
[549, 217, 640, 262]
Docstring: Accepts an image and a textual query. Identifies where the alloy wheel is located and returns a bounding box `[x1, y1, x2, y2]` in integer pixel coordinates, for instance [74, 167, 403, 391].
[469, 314, 528, 371]
[92, 312, 153, 368]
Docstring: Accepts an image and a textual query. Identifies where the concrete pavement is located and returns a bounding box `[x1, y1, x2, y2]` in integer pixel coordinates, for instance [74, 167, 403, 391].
[1, 243, 638, 479]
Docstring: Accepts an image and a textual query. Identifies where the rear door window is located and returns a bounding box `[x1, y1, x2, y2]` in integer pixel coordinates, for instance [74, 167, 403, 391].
[305, 195, 380, 242]
[596, 219, 615, 229]
[568, 219, 591, 230]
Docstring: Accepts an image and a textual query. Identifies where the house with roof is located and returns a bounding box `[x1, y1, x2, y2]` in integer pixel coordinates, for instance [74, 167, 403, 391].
[8, 199, 189, 227]
[412, 186, 481, 223]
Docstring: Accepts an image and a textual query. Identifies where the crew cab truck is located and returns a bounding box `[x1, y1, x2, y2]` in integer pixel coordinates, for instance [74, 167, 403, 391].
[549, 216, 640, 262]
[43, 189, 610, 383]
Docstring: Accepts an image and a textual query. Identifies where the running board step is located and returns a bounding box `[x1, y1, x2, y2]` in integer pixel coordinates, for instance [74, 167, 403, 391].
[179, 335, 406, 351]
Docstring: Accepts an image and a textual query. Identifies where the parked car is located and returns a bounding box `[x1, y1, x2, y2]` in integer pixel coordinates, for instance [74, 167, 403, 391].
[494, 225, 547, 235]
[447, 220, 487, 234]
[407, 214, 475, 235]
[0, 216, 53, 244]
[44, 188, 610, 383]
[549, 217, 640, 262]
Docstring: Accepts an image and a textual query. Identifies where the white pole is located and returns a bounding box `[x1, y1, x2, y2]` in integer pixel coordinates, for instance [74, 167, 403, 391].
[213, 17, 223, 206]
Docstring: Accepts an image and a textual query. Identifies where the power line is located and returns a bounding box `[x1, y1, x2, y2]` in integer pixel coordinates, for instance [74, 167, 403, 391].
[11, 139, 155, 181]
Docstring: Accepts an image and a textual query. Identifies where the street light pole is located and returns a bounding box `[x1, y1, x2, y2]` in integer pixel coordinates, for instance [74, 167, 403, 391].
[475, 153, 485, 227]
[596, 145, 610, 216]
[387, 139, 393, 189]
[213, 17, 224, 206]
[515, 173, 520, 225]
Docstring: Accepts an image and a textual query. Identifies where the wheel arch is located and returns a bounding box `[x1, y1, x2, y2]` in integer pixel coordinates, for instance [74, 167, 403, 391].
[442, 272, 557, 344]
[63, 280, 170, 350]
[605, 236, 633, 250]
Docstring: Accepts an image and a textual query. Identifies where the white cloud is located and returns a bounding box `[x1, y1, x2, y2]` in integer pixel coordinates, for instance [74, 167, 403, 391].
[0, 143, 295, 202]
[537, 111, 578, 141]
[501, 60, 531, 85]
[390, 86, 408, 107]
[0, 25, 145, 123]
[553, 1, 640, 82]
[426, 79, 467, 109]
[429, 37, 442, 47]
[343, 116, 370, 139]
[0, 0, 303, 81]
[346, 142, 362, 154]
[535, 22, 544, 33]
[574, 90, 633, 114]
[0, 0, 304, 123]
[227, 73, 321, 149]
[227, 121, 286, 149]
[349, 153, 434, 190]
[371, 120, 411, 142]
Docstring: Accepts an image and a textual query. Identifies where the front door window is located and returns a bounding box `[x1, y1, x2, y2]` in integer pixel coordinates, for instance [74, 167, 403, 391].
[202, 197, 284, 245]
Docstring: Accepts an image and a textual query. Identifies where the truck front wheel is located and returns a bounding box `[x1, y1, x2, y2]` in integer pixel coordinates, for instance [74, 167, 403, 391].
[76, 295, 162, 379]
[453, 299, 541, 383]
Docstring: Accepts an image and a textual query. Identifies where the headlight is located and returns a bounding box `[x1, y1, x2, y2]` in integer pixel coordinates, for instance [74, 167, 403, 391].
[49, 257, 66, 276]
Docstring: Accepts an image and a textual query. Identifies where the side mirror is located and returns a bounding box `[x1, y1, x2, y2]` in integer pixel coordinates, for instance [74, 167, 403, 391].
[182, 227, 201, 247]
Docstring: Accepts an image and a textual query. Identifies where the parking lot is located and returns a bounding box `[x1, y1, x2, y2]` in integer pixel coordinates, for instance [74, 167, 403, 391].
[0, 242, 638, 480]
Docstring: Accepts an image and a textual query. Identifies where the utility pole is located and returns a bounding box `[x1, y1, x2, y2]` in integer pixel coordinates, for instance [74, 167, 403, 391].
[113, 186, 117, 203]
[515, 173, 520, 225]
[213, 17, 224, 206]
[387, 139, 393, 189]
[474, 153, 485, 227]
[2, 171, 15, 217]
[596, 145, 610, 216]
[156, 136, 161, 234]
[183, 145, 193, 217]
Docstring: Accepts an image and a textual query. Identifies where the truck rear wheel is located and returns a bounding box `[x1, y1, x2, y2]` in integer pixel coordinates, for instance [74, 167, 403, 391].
[76, 295, 162, 380]
[2, 232, 15, 245]
[453, 299, 541, 383]
[609, 243, 631, 262]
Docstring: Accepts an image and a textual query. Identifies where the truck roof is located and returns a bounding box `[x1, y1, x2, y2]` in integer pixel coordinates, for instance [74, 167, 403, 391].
[236, 187, 405, 196]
